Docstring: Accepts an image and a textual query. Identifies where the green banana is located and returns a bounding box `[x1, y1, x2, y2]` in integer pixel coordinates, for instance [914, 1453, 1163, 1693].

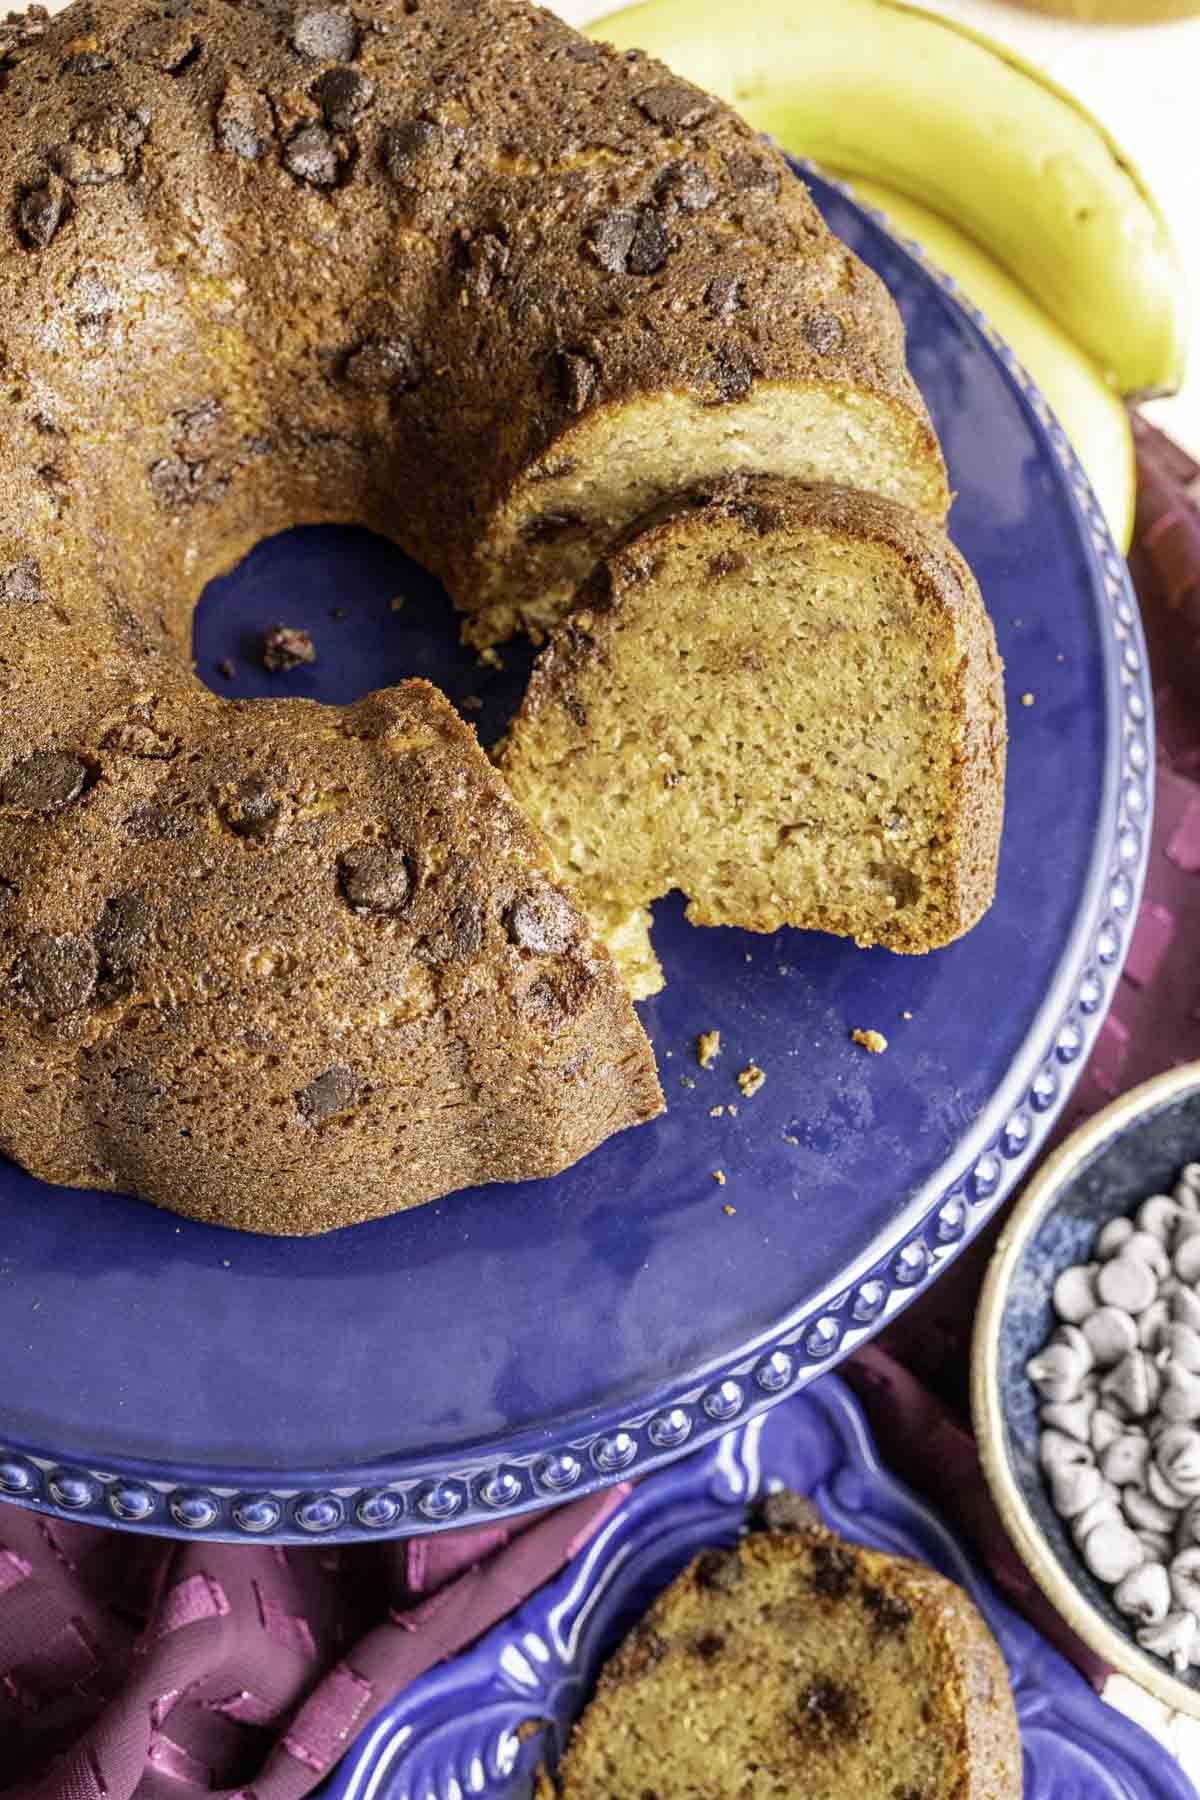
[588, 0, 1189, 400]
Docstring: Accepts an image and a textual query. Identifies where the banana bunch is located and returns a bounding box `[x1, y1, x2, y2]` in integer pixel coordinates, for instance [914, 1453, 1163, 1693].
[589, 0, 1193, 550]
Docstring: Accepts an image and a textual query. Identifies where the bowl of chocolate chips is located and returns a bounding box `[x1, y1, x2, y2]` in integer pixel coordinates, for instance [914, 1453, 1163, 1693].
[973, 1061, 1200, 1714]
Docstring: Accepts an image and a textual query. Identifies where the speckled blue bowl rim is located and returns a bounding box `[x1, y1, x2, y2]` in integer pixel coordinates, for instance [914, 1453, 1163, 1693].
[0, 163, 1154, 1544]
[974, 1063, 1200, 1719]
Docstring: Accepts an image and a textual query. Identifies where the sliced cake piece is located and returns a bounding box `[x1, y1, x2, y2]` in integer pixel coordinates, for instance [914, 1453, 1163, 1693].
[500, 478, 1005, 998]
[542, 1498, 1022, 1799]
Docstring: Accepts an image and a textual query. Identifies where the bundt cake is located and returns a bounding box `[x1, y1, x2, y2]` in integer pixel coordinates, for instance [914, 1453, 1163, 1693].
[501, 478, 1007, 999]
[540, 1497, 1022, 1799]
[0, 0, 961, 1233]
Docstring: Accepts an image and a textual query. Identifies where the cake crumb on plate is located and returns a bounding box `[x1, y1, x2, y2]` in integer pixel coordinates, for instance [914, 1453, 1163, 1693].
[722, 1203, 736, 1216]
[851, 1028, 888, 1054]
[696, 1029, 721, 1069]
[712, 1169, 726, 1186]
[737, 1064, 765, 1098]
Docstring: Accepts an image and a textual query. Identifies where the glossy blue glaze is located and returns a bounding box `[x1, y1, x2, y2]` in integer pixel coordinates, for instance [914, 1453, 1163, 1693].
[0, 171, 1151, 1539]
[321, 1379, 1195, 1800]
[997, 1076, 1200, 1699]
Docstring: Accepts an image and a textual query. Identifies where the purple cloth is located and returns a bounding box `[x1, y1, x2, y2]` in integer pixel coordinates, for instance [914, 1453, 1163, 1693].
[0, 1490, 628, 1798]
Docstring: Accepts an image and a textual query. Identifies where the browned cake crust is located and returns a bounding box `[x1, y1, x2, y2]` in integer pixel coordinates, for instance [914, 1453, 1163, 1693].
[501, 477, 1006, 993]
[0, 0, 947, 1231]
[542, 1508, 1023, 1799]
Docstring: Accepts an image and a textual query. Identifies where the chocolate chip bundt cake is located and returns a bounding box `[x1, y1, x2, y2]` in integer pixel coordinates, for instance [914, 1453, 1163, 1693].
[542, 1500, 1022, 1799]
[501, 478, 1006, 999]
[0, 0, 955, 1232]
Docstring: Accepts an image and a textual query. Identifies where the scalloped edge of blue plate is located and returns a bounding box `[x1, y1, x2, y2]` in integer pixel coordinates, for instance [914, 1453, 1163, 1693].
[319, 1376, 1195, 1800]
[0, 162, 1155, 1543]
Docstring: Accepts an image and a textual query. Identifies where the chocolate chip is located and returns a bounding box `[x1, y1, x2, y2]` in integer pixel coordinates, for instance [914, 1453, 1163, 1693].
[94, 891, 154, 973]
[621, 1626, 666, 1678]
[697, 345, 755, 404]
[61, 50, 113, 74]
[559, 350, 597, 414]
[801, 308, 845, 355]
[317, 63, 374, 129]
[17, 177, 68, 250]
[862, 1584, 913, 1639]
[655, 159, 715, 214]
[215, 77, 272, 159]
[220, 777, 280, 842]
[10, 931, 98, 1019]
[262, 624, 316, 671]
[296, 1064, 360, 1124]
[588, 205, 668, 276]
[563, 696, 586, 729]
[704, 272, 739, 318]
[422, 894, 484, 963]
[0, 558, 41, 606]
[174, 396, 221, 450]
[1, 751, 91, 813]
[293, 7, 358, 61]
[565, 39, 602, 61]
[588, 208, 636, 272]
[810, 1543, 856, 1598]
[636, 83, 714, 130]
[505, 889, 576, 955]
[53, 107, 148, 184]
[795, 1677, 866, 1745]
[284, 123, 339, 186]
[460, 228, 509, 300]
[124, 803, 192, 841]
[125, 12, 197, 68]
[692, 1632, 725, 1662]
[706, 550, 746, 581]
[0, 879, 16, 913]
[338, 845, 413, 915]
[343, 335, 421, 392]
[381, 118, 448, 182]
[727, 152, 780, 196]
[695, 1547, 743, 1592]
[754, 1489, 820, 1534]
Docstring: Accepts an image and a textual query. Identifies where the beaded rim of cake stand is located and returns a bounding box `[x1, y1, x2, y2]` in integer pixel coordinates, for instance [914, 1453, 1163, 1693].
[0, 167, 1152, 1542]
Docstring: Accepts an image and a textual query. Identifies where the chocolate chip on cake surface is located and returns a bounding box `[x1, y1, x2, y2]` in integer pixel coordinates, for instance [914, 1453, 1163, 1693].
[704, 272, 739, 319]
[697, 345, 755, 404]
[421, 892, 484, 963]
[219, 775, 281, 842]
[795, 1676, 867, 1746]
[94, 891, 154, 972]
[296, 1063, 361, 1124]
[17, 177, 68, 250]
[1, 751, 91, 813]
[0, 558, 41, 606]
[148, 453, 204, 510]
[691, 1631, 725, 1661]
[381, 117, 450, 181]
[10, 931, 98, 1019]
[655, 159, 715, 213]
[588, 205, 669, 276]
[801, 308, 845, 356]
[810, 1542, 856, 1598]
[505, 887, 576, 955]
[284, 123, 339, 187]
[338, 844, 413, 914]
[261, 624, 316, 671]
[694, 1546, 742, 1592]
[293, 6, 358, 62]
[635, 83, 714, 130]
[726, 151, 780, 195]
[862, 1584, 914, 1639]
[559, 350, 598, 415]
[0, 879, 16, 912]
[343, 335, 421, 392]
[460, 228, 509, 300]
[317, 63, 374, 129]
[61, 49, 113, 74]
[706, 549, 746, 581]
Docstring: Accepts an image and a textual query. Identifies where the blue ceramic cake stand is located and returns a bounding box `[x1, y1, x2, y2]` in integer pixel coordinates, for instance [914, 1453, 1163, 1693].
[0, 169, 1152, 1542]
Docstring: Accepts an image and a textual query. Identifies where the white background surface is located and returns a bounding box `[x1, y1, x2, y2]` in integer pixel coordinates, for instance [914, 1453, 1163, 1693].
[32, 0, 1200, 1777]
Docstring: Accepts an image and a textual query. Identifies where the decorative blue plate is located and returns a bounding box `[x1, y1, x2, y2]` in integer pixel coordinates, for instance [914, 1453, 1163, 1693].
[0, 170, 1152, 1542]
[320, 1378, 1194, 1800]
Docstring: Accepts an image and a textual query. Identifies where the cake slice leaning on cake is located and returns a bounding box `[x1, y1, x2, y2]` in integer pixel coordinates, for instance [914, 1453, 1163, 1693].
[500, 478, 1006, 998]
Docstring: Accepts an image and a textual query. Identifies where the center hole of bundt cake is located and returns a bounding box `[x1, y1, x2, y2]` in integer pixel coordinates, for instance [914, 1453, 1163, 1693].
[191, 524, 536, 742]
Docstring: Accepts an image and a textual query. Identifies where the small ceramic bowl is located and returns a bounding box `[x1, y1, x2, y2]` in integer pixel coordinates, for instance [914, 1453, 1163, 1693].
[973, 1061, 1200, 1716]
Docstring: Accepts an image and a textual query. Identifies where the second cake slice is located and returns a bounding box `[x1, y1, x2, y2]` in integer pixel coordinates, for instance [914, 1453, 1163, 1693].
[500, 477, 1006, 998]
